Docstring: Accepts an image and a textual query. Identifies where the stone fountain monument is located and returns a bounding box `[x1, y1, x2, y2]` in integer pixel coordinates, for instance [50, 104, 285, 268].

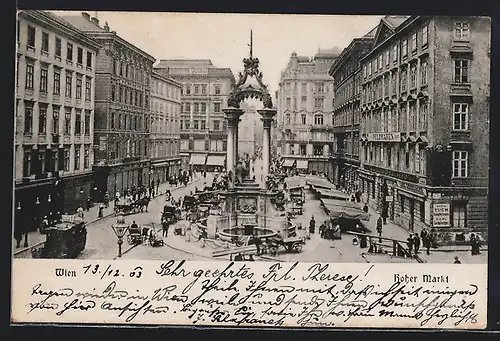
[206, 31, 287, 241]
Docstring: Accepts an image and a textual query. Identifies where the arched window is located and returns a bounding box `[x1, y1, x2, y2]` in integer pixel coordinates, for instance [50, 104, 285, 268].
[314, 114, 324, 125]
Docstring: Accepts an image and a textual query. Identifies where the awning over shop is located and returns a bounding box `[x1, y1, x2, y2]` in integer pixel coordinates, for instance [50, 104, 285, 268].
[320, 198, 370, 221]
[296, 160, 309, 169]
[282, 159, 296, 167]
[189, 154, 207, 165]
[316, 188, 351, 201]
[152, 161, 170, 168]
[285, 176, 306, 190]
[206, 155, 226, 166]
[305, 176, 336, 189]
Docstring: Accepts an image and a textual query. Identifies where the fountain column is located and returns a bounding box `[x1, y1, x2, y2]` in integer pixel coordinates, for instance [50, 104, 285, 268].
[223, 108, 244, 175]
[258, 109, 276, 184]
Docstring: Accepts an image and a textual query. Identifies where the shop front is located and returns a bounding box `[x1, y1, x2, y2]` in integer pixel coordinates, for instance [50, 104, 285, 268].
[206, 155, 226, 172]
[189, 154, 207, 173]
[105, 160, 150, 197]
[60, 171, 94, 214]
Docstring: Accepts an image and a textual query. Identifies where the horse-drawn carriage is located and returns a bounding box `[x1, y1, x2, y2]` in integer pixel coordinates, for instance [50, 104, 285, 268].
[266, 235, 305, 256]
[182, 195, 198, 212]
[115, 196, 150, 215]
[162, 204, 181, 224]
[126, 222, 164, 247]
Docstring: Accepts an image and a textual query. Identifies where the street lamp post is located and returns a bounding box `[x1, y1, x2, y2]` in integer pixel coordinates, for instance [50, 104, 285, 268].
[111, 216, 129, 258]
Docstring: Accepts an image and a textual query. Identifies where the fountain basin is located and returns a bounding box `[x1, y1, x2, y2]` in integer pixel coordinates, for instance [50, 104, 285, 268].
[217, 226, 277, 242]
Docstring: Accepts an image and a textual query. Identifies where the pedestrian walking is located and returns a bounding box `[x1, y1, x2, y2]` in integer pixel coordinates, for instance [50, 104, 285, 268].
[425, 236, 431, 255]
[413, 233, 421, 254]
[363, 203, 369, 213]
[86, 197, 91, 211]
[406, 235, 414, 255]
[157, 179, 160, 194]
[454, 256, 461, 264]
[376, 215, 383, 242]
[104, 191, 109, 208]
[309, 215, 316, 234]
[162, 219, 169, 237]
[98, 204, 104, 218]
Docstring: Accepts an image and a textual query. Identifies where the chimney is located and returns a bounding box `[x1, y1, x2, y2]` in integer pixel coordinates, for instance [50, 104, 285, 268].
[81, 12, 91, 20]
[90, 17, 99, 26]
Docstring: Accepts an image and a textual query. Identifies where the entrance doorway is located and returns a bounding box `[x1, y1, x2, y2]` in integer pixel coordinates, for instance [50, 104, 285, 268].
[409, 199, 415, 232]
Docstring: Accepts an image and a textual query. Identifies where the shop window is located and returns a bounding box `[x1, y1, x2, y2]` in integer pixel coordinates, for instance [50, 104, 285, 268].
[452, 202, 467, 227]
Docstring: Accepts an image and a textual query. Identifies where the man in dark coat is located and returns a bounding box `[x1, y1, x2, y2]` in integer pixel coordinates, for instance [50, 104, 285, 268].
[309, 216, 316, 234]
[376, 216, 383, 242]
[413, 233, 421, 254]
[406, 235, 414, 255]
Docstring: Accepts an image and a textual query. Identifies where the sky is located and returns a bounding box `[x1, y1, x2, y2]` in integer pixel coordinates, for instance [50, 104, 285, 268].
[53, 11, 383, 93]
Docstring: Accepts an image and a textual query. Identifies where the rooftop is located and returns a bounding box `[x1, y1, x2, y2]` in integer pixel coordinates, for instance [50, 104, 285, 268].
[382, 15, 411, 29]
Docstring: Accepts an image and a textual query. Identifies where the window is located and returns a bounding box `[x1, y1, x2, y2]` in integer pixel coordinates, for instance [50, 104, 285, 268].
[422, 25, 429, 46]
[52, 108, 59, 134]
[421, 60, 428, 85]
[453, 151, 468, 177]
[400, 69, 407, 92]
[378, 55, 383, 70]
[213, 120, 220, 130]
[85, 112, 90, 135]
[54, 38, 61, 57]
[86, 51, 92, 68]
[391, 72, 397, 95]
[285, 114, 291, 124]
[385, 50, 390, 66]
[41, 32, 49, 53]
[85, 80, 91, 100]
[301, 96, 307, 109]
[363, 65, 367, 78]
[185, 84, 191, 95]
[452, 202, 467, 227]
[314, 97, 324, 109]
[314, 114, 324, 125]
[111, 85, 116, 101]
[76, 77, 82, 99]
[392, 45, 398, 63]
[410, 65, 417, 88]
[64, 110, 71, 135]
[25, 63, 34, 89]
[24, 105, 33, 133]
[17, 20, 20, 44]
[110, 112, 115, 129]
[411, 33, 417, 52]
[75, 111, 81, 135]
[67, 43, 73, 61]
[301, 114, 306, 124]
[368, 61, 372, 76]
[454, 22, 470, 41]
[453, 103, 468, 130]
[193, 120, 199, 130]
[40, 66, 48, 93]
[402, 39, 408, 57]
[200, 102, 207, 113]
[454, 59, 469, 83]
[301, 83, 307, 93]
[214, 85, 221, 95]
[200, 120, 206, 130]
[316, 83, 325, 92]
[39, 106, 47, 133]
[201, 84, 207, 95]
[63, 148, 70, 171]
[76, 47, 83, 65]
[185, 120, 190, 129]
[65, 74, 72, 97]
[27, 25, 35, 47]
[194, 85, 200, 94]
[84, 146, 90, 169]
[419, 100, 428, 131]
[74, 146, 80, 170]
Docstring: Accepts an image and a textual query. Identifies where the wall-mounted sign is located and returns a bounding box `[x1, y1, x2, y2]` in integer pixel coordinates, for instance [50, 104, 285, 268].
[367, 132, 401, 142]
[433, 203, 450, 227]
[99, 137, 107, 151]
[189, 68, 208, 75]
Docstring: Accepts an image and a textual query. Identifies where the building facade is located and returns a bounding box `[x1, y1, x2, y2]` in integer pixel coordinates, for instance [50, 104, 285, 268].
[276, 49, 339, 175]
[15, 10, 100, 228]
[329, 27, 376, 191]
[154, 60, 236, 172]
[359, 16, 490, 242]
[150, 71, 182, 183]
[62, 13, 155, 197]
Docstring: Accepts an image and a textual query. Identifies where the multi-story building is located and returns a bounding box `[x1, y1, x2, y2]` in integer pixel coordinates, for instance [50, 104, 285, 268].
[150, 71, 182, 183]
[154, 60, 236, 172]
[359, 16, 490, 240]
[329, 26, 377, 191]
[62, 12, 155, 197]
[15, 10, 100, 227]
[276, 49, 339, 175]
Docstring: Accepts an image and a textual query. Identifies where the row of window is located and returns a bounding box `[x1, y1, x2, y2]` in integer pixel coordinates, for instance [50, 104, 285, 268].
[108, 139, 148, 160]
[111, 84, 149, 108]
[181, 102, 222, 114]
[152, 98, 181, 116]
[112, 58, 150, 86]
[150, 140, 180, 159]
[287, 144, 327, 156]
[181, 84, 222, 96]
[180, 119, 227, 131]
[362, 58, 429, 104]
[334, 105, 361, 127]
[282, 82, 328, 94]
[109, 112, 149, 131]
[285, 113, 327, 125]
[284, 96, 327, 111]
[22, 145, 91, 177]
[19, 22, 93, 69]
[180, 139, 227, 152]
[20, 61, 93, 100]
[150, 117, 180, 134]
[22, 103, 91, 136]
[335, 80, 361, 106]
[151, 79, 181, 100]
[362, 100, 470, 134]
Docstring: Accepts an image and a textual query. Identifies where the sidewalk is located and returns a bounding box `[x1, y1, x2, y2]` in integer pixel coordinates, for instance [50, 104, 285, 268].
[12, 174, 208, 257]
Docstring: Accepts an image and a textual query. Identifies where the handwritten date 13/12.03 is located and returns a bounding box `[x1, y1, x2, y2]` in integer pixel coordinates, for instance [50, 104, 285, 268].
[82, 264, 143, 280]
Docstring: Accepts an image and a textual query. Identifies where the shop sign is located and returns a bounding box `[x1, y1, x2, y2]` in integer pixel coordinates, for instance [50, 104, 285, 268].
[432, 203, 450, 227]
[367, 132, 401, 142]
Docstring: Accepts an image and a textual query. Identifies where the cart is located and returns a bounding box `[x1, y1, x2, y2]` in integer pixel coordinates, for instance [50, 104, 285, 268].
[266, 235, 305, 256]
[162, 205, 181, 224]
[183, 195, 198, 211]
[115, 199, 141, 215]
[126, 223, 143, 245]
